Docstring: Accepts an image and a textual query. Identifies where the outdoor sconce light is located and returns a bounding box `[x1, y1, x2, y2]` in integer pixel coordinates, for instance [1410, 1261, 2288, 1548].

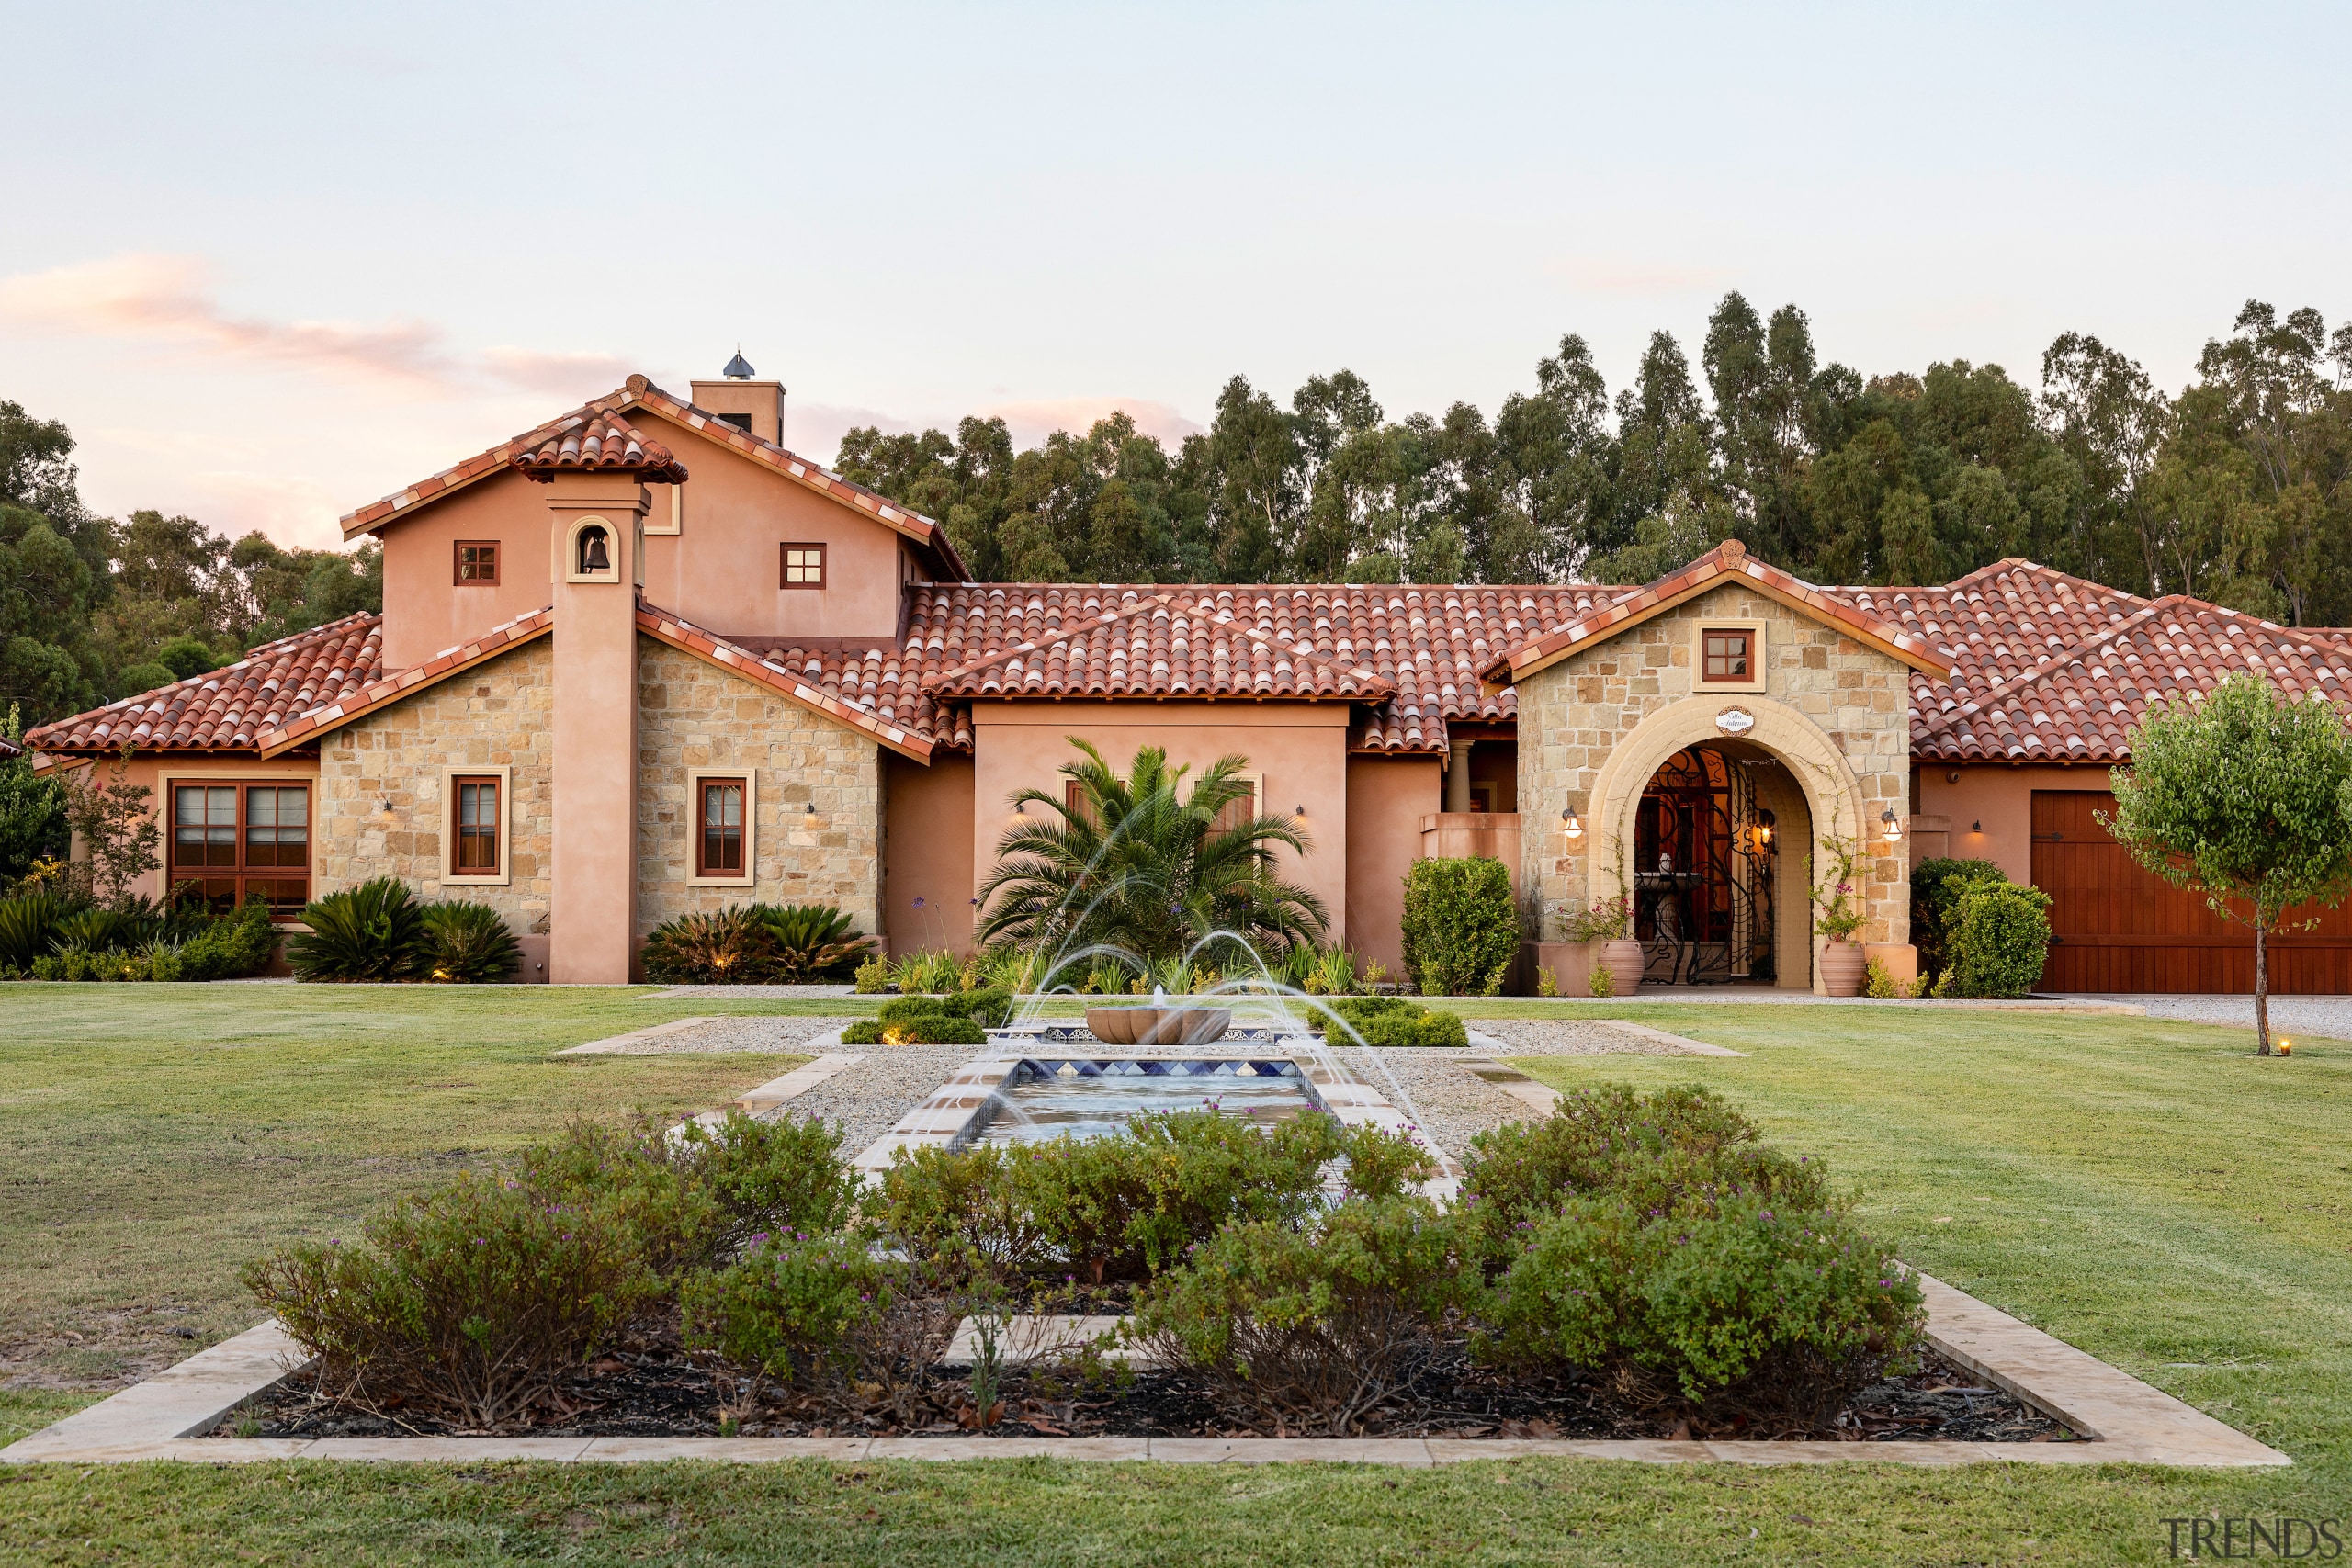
[1972, 818, 1982, 833]
[1560, 807, 1583, 840]
[1881, 807, 1903, 843]
[1013, 799, 1027, 816]
[801, 803, 820, 828]
[1751, 821, 1773, 852]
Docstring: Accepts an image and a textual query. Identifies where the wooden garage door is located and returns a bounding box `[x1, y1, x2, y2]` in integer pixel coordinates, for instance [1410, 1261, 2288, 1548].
[2031, 790, 2352, 993]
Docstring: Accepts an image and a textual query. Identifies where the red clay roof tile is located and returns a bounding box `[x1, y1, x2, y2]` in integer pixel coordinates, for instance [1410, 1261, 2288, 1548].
[26, 615, 382, 755]
[509, 409, 686, 483]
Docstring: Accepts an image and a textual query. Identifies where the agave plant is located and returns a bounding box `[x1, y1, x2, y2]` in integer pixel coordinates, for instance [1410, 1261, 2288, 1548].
[421, 901, 521, 983]
[640, 908, 773, 985]
[289, 877, 429, 983]
[53, 906, 144, 954]
[749, 903, 874, 982]
[0, 893, 69, 971]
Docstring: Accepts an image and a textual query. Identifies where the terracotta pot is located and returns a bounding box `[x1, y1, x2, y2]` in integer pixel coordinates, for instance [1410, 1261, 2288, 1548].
[1819, 940, 1866, 997]
[1600, 939, 1647, 997]
[1084, 1006, 1232, 1046]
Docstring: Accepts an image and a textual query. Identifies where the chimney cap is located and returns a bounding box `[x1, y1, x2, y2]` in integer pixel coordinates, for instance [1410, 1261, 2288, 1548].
[722, 349, 756, 379]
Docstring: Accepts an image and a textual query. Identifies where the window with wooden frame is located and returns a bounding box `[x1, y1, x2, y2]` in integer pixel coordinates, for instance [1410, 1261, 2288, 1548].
[169, 782, 311, 915]
[696, 777, 748, 878]
[780, 543, 826, 589]
[453, 777, 502, 875]
[1692, 621, 1767, 691]
[454, 540, 500, 584]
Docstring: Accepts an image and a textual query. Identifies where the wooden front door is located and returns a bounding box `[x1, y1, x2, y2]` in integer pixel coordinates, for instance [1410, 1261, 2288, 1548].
[2031, 789, 2352, 993]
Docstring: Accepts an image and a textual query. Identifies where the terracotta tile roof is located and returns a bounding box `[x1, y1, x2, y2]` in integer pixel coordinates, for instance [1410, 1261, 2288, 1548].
[635, 604, 936, 761]
[26, 614, 382, 756]
[1910, 597, 2352, 761]
[338, 377, 969, 581]
[256, 607, 554, 758]
[1485, 540, 1952, 682]
[509, 409, 687, 484]
[890, 582, 1625, 752]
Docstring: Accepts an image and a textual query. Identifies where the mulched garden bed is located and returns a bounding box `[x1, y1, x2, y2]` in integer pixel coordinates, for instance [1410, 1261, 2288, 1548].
[217, 1319, 2069, 1445]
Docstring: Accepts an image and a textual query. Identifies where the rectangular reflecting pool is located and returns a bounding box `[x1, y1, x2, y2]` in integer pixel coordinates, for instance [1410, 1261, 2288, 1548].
[968, 1057, 1324, 1146]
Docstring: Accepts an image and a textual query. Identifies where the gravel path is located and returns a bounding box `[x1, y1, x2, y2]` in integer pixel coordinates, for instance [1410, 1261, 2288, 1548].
[764, 1045, 984, 1156]
[1328, 1046, 1533, 1156]
[2057, 993, 2352, 1041]
[585, 1016, 861, 1055]
[640, 984, 861, 999]
[1464, 1018, 1709, 1056]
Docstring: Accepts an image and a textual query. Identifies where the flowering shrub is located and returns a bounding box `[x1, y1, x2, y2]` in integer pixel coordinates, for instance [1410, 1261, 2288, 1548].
[865, 1142, 1054, 1278]
[243, 1168, 663, 1429]
[1480, 1193, 1924, 1431]
[682, 1232, 896, 1385]
[1129, 1197, 1474, 1434]
[1806, 833, 1869, 941]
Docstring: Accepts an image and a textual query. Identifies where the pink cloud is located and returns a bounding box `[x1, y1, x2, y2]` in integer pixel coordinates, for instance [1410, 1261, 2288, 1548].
[975, 396, 1203, 450]
[479, 345, 633, 399]
[0, 254, 457, 390]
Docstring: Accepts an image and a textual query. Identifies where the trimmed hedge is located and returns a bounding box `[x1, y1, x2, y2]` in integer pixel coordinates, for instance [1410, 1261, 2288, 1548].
[1941, 880, 2053, 998]
[1400, 856, 1518, 996]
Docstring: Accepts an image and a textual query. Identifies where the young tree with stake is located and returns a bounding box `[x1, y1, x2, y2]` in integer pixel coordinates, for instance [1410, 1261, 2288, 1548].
[2106, 674, 2352, 1055]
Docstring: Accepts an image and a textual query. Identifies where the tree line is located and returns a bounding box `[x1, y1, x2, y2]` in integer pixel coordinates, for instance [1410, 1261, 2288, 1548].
[839, 295, 2352, 625]
[0, 401, 382, 728]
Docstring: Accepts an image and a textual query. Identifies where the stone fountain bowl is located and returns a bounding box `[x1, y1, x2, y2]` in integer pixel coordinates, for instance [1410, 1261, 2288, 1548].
[1084, 1005, 1233, 1047]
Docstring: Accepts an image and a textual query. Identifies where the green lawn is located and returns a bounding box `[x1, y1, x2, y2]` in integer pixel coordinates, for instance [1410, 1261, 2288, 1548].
[3, 988, 2348, 1566]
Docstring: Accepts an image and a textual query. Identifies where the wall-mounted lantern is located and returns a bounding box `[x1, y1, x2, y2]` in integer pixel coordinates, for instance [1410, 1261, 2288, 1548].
[1560, 807, 1583, 841]
[1881, 807, 1903, 843]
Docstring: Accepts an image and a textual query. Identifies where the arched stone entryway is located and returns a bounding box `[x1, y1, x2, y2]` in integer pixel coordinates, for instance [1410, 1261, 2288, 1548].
[1585, 694, 1867, 994]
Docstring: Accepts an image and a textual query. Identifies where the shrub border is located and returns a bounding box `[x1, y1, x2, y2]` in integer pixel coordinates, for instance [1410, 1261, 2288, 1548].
[1, 1274, 2289, 1468]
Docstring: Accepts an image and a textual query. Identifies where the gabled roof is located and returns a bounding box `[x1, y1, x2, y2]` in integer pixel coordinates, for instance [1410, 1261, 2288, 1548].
[1483, 540, 1953, 682]
[1911, 596, 2352, 762]
[920, 587, 1397, 702]
[339, 375, 969, 581]
[635, 604, 935, 761]
[510, 409, 686, 484]
[26, 614, 382, 757]
[256, 606, 554, 759]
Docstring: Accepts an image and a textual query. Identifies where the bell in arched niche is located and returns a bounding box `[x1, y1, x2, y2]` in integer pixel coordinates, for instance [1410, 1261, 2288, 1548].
[577, 524, 612, 575]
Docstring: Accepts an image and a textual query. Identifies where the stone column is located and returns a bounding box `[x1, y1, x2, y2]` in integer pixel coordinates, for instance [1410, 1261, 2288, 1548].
[1445, 739, 1474, 812]
[546, 474, 650, 984]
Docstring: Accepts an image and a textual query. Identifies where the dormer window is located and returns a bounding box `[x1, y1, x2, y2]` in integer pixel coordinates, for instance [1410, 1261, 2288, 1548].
[781, 543, 826, 589]
[454, 541, 499, 584]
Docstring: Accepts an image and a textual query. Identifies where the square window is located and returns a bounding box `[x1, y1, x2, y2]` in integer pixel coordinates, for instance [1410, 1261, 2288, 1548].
[455, 541, 500, 584]
[698, 780, 747, 877]
[455, 777, 501, 874]
[1702, 628, 1751, 682]
[166, 779, 311, 915]
[780, 543, 827, 588]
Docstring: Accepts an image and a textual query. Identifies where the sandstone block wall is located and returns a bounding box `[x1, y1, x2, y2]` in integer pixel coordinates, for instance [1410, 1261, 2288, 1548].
[315, 636, 554, 931]
[1515, 583, 1913, 947]
[635, 639, 881, 937]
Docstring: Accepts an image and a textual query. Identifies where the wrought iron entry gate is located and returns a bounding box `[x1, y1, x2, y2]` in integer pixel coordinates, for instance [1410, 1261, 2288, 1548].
[1631, 747, 1776, 985]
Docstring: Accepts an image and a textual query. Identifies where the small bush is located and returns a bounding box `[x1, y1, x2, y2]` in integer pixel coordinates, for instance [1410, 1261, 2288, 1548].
[178, 895, 279, 980]
[1458, 1085, 1833, 1267]
[1910, 858, 2008, 979]
[864, 1142, 1053, 1278]
[1534, 965, 1559, 998]
[244, 1168, 663, 1429]
[0, 892, 70, 971]
[1400, 857, 1519, 997]
[1321, 994, 1467, 1048]
[1335, 1122, 1441, 1201]
[290, 877, 427, 982]
[639, 908, 773, 985]
[895, 949, 966, 996]
[1023, 1110, 1344, 1283]
[750, 903, 875, 981]
[853, 956, 891, 993]
[872, 990, 1001, 1042]
[1481, 1193, 1924, 1431]
[421, 901, 520, 983]
[1588, 962, 1614, 998]
[840, 1019, 886, 1044]
[682, 1232, 896, 1385]
[1129, 1198, 1472, 1435]
[1944, 881, 2053, 998]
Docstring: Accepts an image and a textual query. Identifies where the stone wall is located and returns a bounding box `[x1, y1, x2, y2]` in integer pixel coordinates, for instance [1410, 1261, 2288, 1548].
[1515, 581, 1912, 950]
[314, 635, 554, 932]
[635, 638, 881, 937]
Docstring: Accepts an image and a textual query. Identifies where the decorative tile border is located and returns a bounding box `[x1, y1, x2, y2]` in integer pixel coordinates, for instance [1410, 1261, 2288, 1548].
[2, 1272, 2289, 1468]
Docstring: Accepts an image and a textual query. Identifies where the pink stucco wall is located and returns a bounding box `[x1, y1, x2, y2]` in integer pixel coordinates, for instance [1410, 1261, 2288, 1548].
[1913, 762, 2113, 880]
[884, 750, 977, 957]
[967, 702, 1355, 953]
[379, 422, 914, 673]
[1346, 755, 1442, 977]
[546, 477, 646, 984]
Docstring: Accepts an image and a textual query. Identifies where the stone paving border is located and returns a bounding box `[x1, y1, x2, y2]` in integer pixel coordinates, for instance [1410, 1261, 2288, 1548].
[554, 1018, 721, 1055]
[735, 1053, 866, 1114]
[2, 1271, 2288, 1468]
[1462, 1026, 1743, 1060]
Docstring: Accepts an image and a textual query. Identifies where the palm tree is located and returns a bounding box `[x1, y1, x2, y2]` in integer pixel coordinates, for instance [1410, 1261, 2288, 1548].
[975, 740, 1328, 968]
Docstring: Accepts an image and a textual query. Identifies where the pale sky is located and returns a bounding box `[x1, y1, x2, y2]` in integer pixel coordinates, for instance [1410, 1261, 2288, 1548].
[3, 1, 2345, 549]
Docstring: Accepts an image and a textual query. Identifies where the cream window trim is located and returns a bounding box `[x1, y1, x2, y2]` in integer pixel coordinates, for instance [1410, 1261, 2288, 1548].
[441, 765, 513, 886]
[686, 768, 758, 887]
[642, 483, 683, 536]
[1690, 619, 1769, 694]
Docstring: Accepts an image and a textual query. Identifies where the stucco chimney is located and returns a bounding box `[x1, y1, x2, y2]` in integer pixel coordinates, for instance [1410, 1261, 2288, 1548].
[691, 351, 786, 445]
